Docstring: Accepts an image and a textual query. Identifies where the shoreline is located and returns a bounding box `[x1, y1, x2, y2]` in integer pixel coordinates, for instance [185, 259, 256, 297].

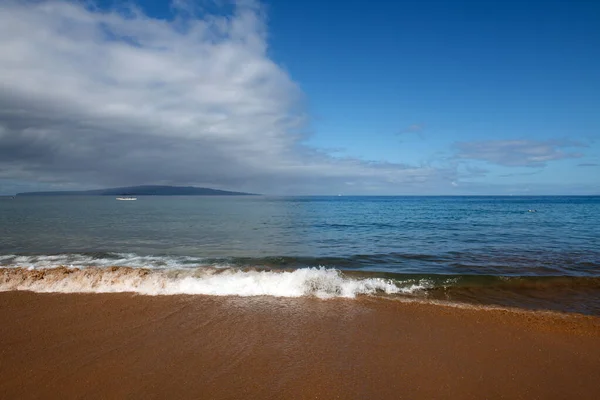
[2, 265, 600, 316]
[1, 292, 599, 399]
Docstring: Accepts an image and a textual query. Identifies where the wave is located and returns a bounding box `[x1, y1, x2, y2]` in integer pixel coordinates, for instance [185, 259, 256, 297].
[2, 253, 600, 315]
[0, 252, 445, 269]
[0, 253, 216, 269]
[2, 251, 599, 276]
[0, 266, 429, 298]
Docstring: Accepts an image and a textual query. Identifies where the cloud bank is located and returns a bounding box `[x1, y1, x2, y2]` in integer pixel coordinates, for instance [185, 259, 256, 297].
[0, 0, 448, 195]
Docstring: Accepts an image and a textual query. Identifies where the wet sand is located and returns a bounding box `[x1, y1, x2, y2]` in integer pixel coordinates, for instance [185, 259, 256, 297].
[1, 292, 599, 399]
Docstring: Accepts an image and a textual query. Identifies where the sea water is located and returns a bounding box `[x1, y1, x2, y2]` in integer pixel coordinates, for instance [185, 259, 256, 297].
[1, 196, 599, 314]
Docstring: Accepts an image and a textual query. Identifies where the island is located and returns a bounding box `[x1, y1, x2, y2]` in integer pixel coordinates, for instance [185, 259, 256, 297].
[16, 185, 257, 196]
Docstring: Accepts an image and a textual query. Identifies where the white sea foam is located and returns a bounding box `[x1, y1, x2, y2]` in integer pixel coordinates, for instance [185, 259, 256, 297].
[0, 253, 212, 269]
[0, 266, 430, 298]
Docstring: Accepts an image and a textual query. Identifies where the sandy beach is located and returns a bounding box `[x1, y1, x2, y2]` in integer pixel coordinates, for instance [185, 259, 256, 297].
[1, 292, 599, 399]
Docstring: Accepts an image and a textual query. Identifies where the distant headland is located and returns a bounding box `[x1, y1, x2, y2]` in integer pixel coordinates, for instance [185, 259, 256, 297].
[16, 185, 258, 196]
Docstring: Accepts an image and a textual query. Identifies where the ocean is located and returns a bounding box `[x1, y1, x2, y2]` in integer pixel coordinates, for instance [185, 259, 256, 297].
[1, 195, 599, 315]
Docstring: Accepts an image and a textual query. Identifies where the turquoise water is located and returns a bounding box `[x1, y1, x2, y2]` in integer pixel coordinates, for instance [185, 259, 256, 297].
[1, 196, 599, 314]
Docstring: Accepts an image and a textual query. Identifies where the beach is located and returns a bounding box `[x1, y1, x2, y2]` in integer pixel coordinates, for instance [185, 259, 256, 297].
[2, 0, 599, 396]
[1, 291, 599, 399]
[2, 196, 599, 399]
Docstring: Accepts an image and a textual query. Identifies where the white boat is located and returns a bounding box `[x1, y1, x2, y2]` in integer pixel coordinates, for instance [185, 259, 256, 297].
[116, 197, 137, 201]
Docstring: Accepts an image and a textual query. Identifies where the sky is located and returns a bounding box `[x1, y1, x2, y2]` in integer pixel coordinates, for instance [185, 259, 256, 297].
[0, 0, 598, 195]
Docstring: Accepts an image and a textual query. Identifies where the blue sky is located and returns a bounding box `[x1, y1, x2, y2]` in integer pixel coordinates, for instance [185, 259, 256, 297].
[271, 0, 600, 192]
[0, 0, 598, 194]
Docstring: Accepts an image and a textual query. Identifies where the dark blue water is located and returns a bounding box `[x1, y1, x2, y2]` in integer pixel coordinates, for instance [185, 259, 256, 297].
[1, 196, 599, 314]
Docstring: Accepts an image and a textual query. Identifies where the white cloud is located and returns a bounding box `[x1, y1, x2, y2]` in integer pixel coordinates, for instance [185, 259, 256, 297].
[455, 140, 584, 167]
[0, 0, 449, 194]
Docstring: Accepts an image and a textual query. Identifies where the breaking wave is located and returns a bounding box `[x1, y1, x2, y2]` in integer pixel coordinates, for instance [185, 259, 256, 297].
[2, 253, 600, 315]
[0, 266, 429, 298]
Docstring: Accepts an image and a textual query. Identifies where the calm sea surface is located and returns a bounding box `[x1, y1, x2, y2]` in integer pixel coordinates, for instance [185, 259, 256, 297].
[1, 196, 599, 314]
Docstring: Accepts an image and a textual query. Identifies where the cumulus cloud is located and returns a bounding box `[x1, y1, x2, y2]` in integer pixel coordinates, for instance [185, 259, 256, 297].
[454, 140, 584, 168]
[0, 0, 452, 195]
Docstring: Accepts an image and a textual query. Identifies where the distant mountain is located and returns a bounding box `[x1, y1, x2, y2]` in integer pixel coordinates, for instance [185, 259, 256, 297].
[16, 185, 257, 196]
